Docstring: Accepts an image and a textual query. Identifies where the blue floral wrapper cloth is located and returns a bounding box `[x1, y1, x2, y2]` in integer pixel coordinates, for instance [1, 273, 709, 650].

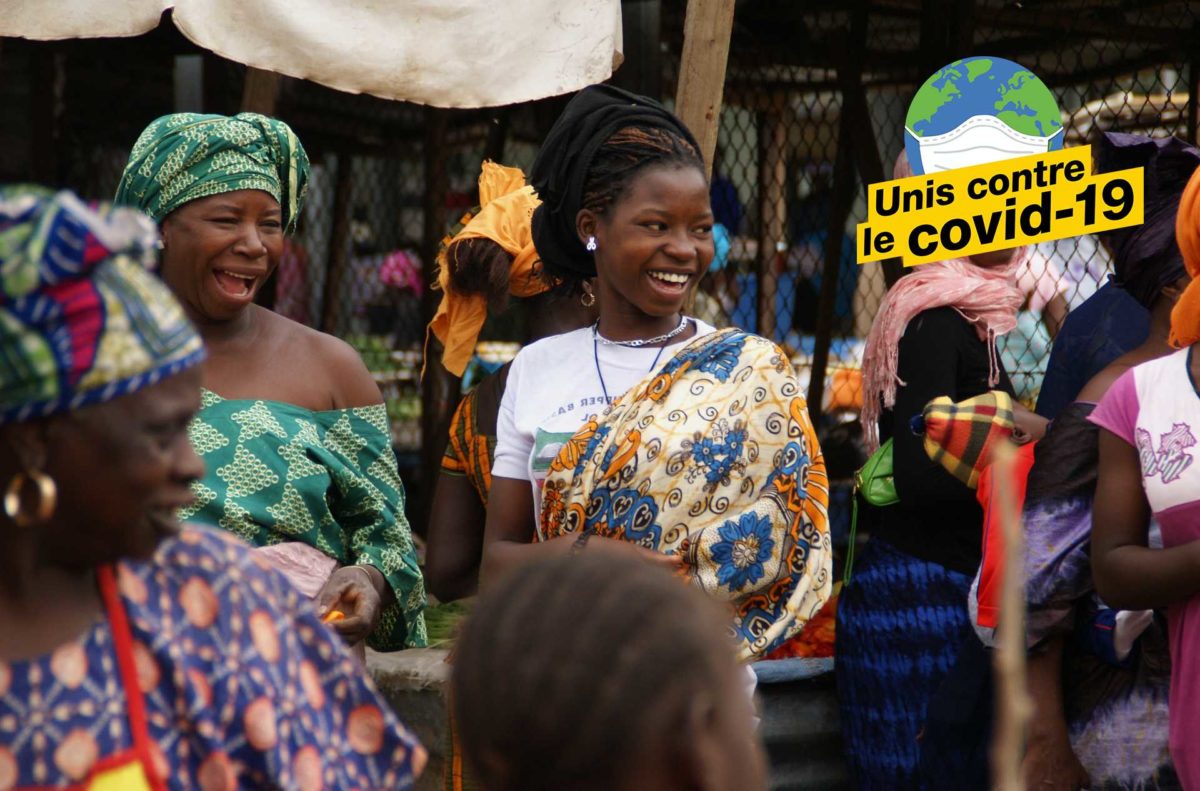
[539, 328, 832, 660]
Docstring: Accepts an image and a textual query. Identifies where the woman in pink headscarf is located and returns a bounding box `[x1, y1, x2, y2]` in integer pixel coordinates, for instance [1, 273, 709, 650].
[836, 151, 1038, 789]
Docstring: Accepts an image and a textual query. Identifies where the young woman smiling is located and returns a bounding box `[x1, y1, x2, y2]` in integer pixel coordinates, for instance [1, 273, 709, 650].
[482, 86, 832, 665]
[115, 113, 426, 654]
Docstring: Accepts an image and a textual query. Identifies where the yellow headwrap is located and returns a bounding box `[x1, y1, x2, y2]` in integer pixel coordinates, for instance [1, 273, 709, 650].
[1171, 167, 1200, 348]
[427, 162, 551, 377]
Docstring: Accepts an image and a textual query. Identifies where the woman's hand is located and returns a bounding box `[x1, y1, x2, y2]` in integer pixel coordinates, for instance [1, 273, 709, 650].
[483, 477, 680, 587]
[1021, 729, 1090, 790]
[1012, 402, 1049, 444]
[580, 534, 681, 572]
[315, 565, 388, 645]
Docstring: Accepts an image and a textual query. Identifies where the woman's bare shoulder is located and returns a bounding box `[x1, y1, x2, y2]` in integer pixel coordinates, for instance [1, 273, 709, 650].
[261, 309, 382, 409]
[1077, 358, 1134, 403]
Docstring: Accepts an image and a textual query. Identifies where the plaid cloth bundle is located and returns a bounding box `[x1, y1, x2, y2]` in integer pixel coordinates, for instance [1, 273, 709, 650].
[914, 391, 1016, 489]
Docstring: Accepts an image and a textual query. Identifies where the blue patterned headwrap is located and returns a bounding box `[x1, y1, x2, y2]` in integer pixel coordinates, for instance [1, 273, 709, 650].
[0, 185, 206, 424]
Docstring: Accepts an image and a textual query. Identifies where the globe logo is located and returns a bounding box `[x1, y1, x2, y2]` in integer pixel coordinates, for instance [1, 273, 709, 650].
[905, 57, 1064, 176]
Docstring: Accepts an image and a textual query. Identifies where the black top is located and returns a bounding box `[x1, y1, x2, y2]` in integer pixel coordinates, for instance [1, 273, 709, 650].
[872, 307, 1015, 575]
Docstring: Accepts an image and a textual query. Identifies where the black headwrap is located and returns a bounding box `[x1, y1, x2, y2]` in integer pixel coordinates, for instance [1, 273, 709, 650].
[1098, 131, 1200, 308]
[529, 84, 702, 279]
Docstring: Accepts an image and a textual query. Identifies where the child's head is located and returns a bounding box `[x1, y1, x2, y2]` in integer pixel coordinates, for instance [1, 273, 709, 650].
[451, 552, 767, 791]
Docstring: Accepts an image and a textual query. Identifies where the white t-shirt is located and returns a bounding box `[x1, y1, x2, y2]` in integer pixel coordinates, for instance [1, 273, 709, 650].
[493, 318, 716, 520]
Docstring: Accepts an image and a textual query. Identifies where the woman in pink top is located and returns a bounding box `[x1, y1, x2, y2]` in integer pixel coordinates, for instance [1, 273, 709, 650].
[1092, 165, 1200, 790]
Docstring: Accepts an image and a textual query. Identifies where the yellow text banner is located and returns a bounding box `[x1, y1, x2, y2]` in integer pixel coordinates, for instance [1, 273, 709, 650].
[857, 146, 1144, 267]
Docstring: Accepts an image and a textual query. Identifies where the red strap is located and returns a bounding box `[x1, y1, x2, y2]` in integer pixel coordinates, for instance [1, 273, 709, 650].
[96, 566, 161, 787]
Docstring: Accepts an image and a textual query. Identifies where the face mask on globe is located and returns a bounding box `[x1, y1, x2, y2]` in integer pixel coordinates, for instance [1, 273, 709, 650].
[911, 114, 1064, 173]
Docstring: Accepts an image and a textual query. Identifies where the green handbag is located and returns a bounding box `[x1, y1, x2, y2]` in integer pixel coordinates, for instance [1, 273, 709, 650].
[844, 438, 898, 584]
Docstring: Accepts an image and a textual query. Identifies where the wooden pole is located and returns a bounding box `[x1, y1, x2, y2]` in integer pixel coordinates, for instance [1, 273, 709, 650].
[832, 0, 904, 290]
[241, 67, 284, 310]
[991, 441, 1032, 791]
[30, 46, 60, 186]
[319, 153, 354, 335]
[1190, 23, 1200, 146]
[482, 110, 510, 166]
[674, 0, 736, 176]
[807, 115, 856, 418]
[418, 108, 456, 539]
[843, 77, 904, 289]
[756, 109, 786, 341]
[241, 67, 282, 115]
[611, 0, 663, 100]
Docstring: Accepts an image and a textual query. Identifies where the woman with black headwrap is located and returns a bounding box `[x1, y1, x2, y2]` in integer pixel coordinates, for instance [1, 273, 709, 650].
[481, 85, 832, 665]
[1019, 132, 1197, 791]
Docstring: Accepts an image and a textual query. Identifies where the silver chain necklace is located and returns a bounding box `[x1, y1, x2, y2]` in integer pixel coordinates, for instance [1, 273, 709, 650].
[592, 315, 690, 348]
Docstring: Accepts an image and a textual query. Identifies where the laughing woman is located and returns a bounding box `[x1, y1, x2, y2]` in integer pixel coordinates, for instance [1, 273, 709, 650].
[115, 113, 426, 652]
[482, 86, 832, 662]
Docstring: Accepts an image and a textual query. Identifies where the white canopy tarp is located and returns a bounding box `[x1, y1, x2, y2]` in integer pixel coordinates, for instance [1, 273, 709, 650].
[0, 0, 624, 108]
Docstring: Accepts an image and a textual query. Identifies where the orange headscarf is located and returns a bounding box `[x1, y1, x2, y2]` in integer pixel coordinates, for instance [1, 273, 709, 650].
[426, 162, 552, 377]
[1170, 167, 1200, 348]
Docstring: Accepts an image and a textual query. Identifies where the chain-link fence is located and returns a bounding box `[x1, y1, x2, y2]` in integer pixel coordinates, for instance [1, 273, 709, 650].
[675, 0, 1195, 418]
[2, 1, 1196, 536]
[661, 0, 1198, 546]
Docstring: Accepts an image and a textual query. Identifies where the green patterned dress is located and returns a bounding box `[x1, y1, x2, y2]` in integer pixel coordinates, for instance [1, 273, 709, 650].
[184, 389, 427, 650]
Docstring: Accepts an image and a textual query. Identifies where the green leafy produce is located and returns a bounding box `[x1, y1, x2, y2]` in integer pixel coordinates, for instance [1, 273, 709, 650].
[424, 600, 471, 648]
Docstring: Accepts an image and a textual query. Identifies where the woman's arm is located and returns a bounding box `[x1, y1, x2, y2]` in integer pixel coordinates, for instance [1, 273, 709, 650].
[1092, 428, 1200, 609]
[481, 476, 675, 589]
[1042, 293, 1069, 340]
[312, 336, 425, 648]
[323, 333, 388, 409]
[426, 471, 486, 602]
[482, 354, 572, 587]
[481, 476, 569, 587]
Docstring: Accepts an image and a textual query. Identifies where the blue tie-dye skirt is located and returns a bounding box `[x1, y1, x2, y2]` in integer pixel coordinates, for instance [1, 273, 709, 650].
[836, 538, 991, 790]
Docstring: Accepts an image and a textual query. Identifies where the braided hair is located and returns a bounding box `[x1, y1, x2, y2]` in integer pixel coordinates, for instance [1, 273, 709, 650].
[540, 125, 705, 291]
[451, 552, 739, 791]
[444, 237, 521, 314]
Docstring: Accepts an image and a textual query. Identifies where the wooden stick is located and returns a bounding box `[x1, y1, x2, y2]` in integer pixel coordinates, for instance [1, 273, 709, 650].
[241, 67, 282, 115]
[319, 153, 353, 335]
[991, 441, 1032, 791]
[807, 118, 855, 418]
[673, 0, 736, 178]
[755, 110, 785, 340]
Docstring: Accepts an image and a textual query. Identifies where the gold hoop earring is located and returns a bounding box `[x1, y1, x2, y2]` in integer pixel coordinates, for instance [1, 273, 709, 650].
[580, 282, 596, 308]
[3, 469, 57, 528]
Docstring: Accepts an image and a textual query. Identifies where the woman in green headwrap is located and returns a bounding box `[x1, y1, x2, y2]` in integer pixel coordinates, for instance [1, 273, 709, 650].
[115, 112, 426, 653]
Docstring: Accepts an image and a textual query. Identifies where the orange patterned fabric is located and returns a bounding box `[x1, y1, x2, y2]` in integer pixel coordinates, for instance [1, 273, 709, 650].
[441, 386, 495, 505]
[427, 162, 551, 377]
[539, 329, 832, 660]
[1171, 167, 1200, 348]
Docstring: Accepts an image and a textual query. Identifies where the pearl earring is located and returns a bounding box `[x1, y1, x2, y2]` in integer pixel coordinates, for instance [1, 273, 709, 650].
[586, 235, 597, 252]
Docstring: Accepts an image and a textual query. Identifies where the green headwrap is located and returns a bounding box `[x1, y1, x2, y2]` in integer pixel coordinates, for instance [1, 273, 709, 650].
[114, 112, 310, 233]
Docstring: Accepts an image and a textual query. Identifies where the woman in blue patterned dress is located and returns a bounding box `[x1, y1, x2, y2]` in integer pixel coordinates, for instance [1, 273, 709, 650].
[0, 187, 424, 789]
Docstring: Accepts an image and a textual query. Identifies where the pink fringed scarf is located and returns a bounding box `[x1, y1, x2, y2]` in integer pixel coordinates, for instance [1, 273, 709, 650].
[861, 152, 1025, 452]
